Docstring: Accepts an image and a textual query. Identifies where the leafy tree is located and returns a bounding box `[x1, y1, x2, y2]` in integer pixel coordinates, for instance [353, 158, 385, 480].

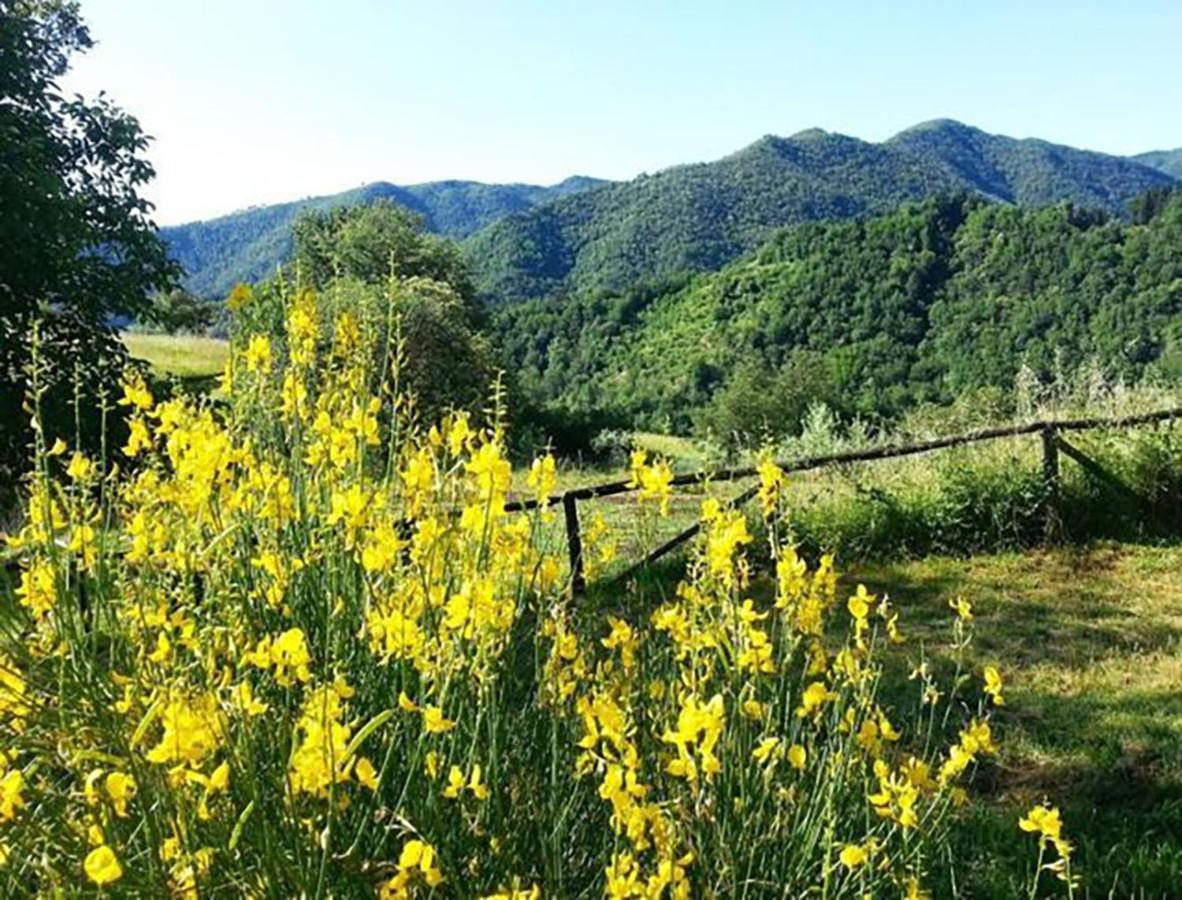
[391, 278, 497, 425]
[0, 0, 176, 489]
[695, 353, 842, 450]
[1129, 185, 1182, 225]
[146, 289, 215, 333]
[291, 200, 478, 312]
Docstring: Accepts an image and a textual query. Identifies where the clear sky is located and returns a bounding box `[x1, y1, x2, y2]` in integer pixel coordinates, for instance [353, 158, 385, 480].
[61, 0, 1182, 225]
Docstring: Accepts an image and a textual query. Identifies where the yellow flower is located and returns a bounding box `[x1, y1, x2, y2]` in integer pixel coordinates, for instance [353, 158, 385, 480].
[786, 744, 807, 771]
[983, 665, 1005, 706]
[756, 457, 785, 517]
[741, 698, 765, 720]
[526, 453, 557, 504]
[1019, 803, 1063, 843]
[145, 691, 225, 768]
[424, 751, 440, 780]
[84, 845, 123, 885]
[104, 772, 136, 818]
[949, 595, 973, 621]
[847, 584, 873, 620]
[904, 875, 931, 900]
[468, 763, 490, 800]
[124, 416, 152, 457]
[839, 843, 868, 869]
[269, 627, 313, 687]
[66, 451, 95, 482]
[231, 681, 269, 717]
[421, 706, 456, 734]
[209, 760, 230, 792]
[226, 282, 253, 311]
[481, 887, 540, 900]
[147, 630, 172, 664]
[795, 681, 836, 719]
[0, 768, 24, 822]
[119, 374, 154, 411]
[15, 559, 56, 617]
[627, 449, 674, 515]
[355, 756, 379, 790]
[380, 838, 444, 897]
[243, 334, 272, 374]
[752, 736, 780, 763]
[662, 693, 725, 783]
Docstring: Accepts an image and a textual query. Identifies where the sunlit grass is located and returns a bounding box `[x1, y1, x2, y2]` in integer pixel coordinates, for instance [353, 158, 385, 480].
[121, 331, 229, 378]
[848, 543, 1182, 897]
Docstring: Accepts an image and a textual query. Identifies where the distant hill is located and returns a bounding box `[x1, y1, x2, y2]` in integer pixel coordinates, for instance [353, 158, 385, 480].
[1134, 148, 1182, 180]
[161, 176, 606, 298]
[468, 120, 1175, 304]
[495, 192, 1182, 433]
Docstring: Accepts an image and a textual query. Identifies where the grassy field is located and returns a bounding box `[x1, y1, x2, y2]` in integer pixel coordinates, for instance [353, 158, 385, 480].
[121, 331, 229, 378]
[850, 542, 1182, 897]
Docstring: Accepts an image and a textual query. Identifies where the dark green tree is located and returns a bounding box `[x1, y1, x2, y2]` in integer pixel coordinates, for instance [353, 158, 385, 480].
[0, 0, 176, 487]
[147, 289, 215, 334]
[291, 200, 477, 312]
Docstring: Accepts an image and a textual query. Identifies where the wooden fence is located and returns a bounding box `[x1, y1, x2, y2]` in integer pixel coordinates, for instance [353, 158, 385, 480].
[502, 407, 1182, 594]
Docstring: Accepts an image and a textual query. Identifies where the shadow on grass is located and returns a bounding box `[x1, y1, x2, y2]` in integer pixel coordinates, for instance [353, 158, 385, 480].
[848, 543, 1182, 898]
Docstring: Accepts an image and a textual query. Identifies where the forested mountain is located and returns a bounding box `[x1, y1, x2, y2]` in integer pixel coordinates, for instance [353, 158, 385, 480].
[466, 130, 962, 303]
[1134, 149, 1182, 180]
[495, 192, 1182, 435]
[161, 176, 605, 298]
[470, 121, 1175, 304]
[888, 119, 1172, 206]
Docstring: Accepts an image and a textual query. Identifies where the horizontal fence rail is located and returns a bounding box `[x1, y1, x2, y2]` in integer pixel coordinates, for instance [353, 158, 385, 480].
[517, 406, 1182, 593]
[3, 408, 1178, 585]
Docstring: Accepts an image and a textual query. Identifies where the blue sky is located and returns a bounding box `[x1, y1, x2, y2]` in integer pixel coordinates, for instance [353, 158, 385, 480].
[62, 0, 1182, 225]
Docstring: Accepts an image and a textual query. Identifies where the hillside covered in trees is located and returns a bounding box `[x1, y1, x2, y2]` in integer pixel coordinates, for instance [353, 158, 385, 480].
[470, 120, 1175, 304]
[161, 176, 605, 298]
[495, 191, 1182, 437]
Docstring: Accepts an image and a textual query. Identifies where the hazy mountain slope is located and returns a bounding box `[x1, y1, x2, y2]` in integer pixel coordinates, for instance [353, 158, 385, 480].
[469, 121, 1173, 304]
[161, 176, 607, 298]
[1133, 149, 1182, 180]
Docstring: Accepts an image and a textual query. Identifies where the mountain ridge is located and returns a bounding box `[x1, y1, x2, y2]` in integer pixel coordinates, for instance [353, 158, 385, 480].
[161, 175, 609, 298]
[468, 120, 1174, 303]
[160, 121, 1177, 301]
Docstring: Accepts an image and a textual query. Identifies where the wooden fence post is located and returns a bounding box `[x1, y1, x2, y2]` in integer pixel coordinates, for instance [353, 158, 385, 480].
[562, 493, 586, 595]
[1041, 424, 1060, 542]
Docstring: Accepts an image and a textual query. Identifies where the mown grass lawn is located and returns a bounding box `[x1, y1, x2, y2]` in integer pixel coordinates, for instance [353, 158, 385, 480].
[851, 542, 1182, 898]
[122, 331, 229, 378]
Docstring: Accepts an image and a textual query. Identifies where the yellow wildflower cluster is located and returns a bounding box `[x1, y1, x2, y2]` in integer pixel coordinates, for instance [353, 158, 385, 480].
[0, 281, 1029, 895]
[627, 449, 674, 516]
[1021, 802, 1077, 888]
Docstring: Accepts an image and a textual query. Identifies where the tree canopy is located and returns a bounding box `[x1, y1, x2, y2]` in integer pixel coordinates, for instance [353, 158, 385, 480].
[291, 200, 479, 312]
[0, 0, 176, 487]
